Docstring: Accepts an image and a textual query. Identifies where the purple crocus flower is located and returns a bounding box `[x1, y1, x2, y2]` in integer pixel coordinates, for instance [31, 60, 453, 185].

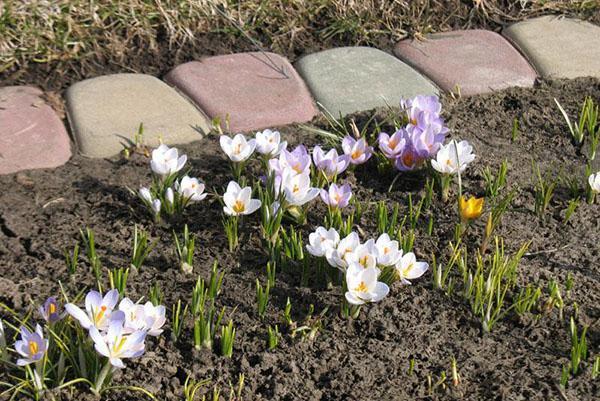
[410, 126, 444, 160]
[402, 95, 448, 141]
[40, 296, 63, 324]
[312, 146, 350, 180]
[342, 136, 373, 165]
[15, 325, 47, 366]
[268, 144, 311, 177]
[320, 183, 353, 209]
[378, 129, 408, 159]
[394, 143, 422, 172]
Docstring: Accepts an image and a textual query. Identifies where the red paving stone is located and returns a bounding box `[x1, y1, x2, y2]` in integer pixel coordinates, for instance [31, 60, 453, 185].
[393, 30, 537, 96]
[165, 52, 317, 132]
[0, 86, 71, 175]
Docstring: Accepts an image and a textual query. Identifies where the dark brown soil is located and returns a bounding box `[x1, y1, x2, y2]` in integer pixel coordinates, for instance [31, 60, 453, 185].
[1, 78, 600, 400]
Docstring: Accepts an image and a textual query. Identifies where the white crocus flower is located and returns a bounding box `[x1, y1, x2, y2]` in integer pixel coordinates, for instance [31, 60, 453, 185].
[176, 176, 207, 202]
[139, 187, 153, 204]
[65, 289, 120, 331]
[395, 252, 429, 285]
[89, 317, 146, 369]
[255, 129, 287, 156]
[345, 263, 389, 305]
[150, 144, 187, 177]
[306, 227, 340, 257]
[280, 170, 320, 206]
[165, 187, 174, 206]
[326, 232, 361, 269]
[151, 199, 161, 215]
[589, 172, 600, 193]
[346, 239, 379, 270]
[119, 299, 166, 337]
[220, 134, 256, 162]
[223, 181, 261, 216]
[375, 233, 403, 267]
[431, 140, 475, 175]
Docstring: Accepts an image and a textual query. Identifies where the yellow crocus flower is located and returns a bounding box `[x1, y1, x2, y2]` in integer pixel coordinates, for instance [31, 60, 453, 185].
[459, 195, 484, 221]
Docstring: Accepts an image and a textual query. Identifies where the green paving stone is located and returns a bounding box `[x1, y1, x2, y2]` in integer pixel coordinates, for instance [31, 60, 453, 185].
[66, 74, 211, 158]
[295, 47, 438, 117]
[503, 16, 600, 79]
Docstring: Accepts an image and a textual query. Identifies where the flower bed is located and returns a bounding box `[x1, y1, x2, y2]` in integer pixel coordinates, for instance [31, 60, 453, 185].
[0, 78, 599, 400]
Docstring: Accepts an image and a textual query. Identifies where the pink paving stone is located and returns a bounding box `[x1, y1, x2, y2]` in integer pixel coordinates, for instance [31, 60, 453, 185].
[393, 30, 537, 96]
[165, 52, 317, 132]
[0, 86, 71, 175]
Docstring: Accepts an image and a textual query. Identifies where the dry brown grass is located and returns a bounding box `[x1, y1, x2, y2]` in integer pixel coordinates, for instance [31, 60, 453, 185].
[0, 0, 598, 91]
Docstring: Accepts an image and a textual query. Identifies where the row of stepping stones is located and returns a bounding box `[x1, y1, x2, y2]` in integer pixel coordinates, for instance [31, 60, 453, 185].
[1, 16, 599, 174]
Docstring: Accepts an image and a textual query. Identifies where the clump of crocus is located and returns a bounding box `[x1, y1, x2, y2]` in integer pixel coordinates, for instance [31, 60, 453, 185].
[220, 133, 256, 180]
[588, 172, 600, 203]
[306, 227, 428, 317]
[378, 95, 449, 172]
[137, 144, 208, 222]
[431, 140, 476, 201]
[222, 180, 262, 251]
[65, 289, 165, 395]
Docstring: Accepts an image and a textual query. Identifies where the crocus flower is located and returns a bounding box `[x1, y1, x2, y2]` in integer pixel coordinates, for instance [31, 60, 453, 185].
[320, 183, 352, 209]
[150, 144, 187, 177]
[326, 232, 361, 269]
[306, 226, 340, 257]
[346, 239, 379, 270]
[374, 233, 403, 267]
[139, 187, 153, 204]
[402, 95, 448, 139]
[342, 136, 373, 165]
[459, 195, 484, 222]
[15, 325, 48, 366]
[255, 129, 287, 156]
[280, 170, 320, 206]
[431, 140, 475, 175]
[89, 317, 146, 369]
[589, 172, 600, 193]
[411, 126, 444, 159]
[223, 181, 261, 216]
[165, 187, 174, 206]
[65, 289, 120, 331]
[151, 199, 161, 215]
[312, 146, 350, 180]
[176, 176, 207, 202]
[269, 145, 311, 177]
[0, 320, 5, 353]
[345, 263, 389, 305]
[220, 134, 256, 162]
[118, 298, 166, 337]
[40, 296, 63, 324]
[395, 252, 429, 285]
[378, 130, 407, 159]
[394, 143, 422, 171]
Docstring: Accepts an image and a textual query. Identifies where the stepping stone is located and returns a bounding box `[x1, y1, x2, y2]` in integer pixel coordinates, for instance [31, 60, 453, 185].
[66, 74, 211, 158]
[393, 30, 537, 96]
[0, 86, 71, 175]
[165, 52, 317, 132]
[503, 16, 600, 79]
[294, 46, 438, 117]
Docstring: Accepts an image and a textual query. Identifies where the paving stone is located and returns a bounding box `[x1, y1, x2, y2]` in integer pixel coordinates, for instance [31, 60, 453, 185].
[165, 52, 317, 132]
[66, 74, 211, 158]
[0, 86, 71, 174]
[294, 46, 438, 117]
[503, 16, 600, 79]
[393, 30, 537, 96]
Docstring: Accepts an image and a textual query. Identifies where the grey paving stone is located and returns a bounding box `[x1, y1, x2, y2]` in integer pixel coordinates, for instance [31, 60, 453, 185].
[503, 16, 600, 79]
[294, 47, 438, 117]
[66, 74, 211, 158]
[0, 86, 71, 174]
